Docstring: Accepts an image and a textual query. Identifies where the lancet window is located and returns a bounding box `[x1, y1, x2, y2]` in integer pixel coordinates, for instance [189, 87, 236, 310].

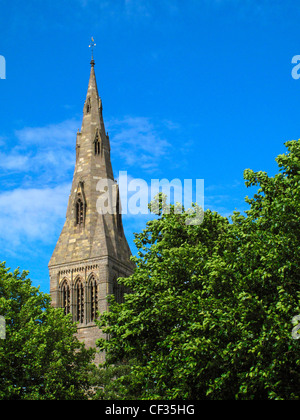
[86, 97, 91, 113]
[76, 199, 84, 226]
[75, 279, 84, 323]
[89, 276, 98, 322]
[61, 280, 70, 316]
[74, 182, 86, 227]
[94, 131, 101, 155]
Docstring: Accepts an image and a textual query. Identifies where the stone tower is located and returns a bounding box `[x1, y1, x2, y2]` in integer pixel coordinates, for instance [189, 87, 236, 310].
[48, 58, 134, 362]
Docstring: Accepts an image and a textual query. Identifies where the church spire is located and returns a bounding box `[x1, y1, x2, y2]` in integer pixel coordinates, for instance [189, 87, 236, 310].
[79, 44, 113, 181]
[49, 45, 132, 266]
[49, 44, 134, 364]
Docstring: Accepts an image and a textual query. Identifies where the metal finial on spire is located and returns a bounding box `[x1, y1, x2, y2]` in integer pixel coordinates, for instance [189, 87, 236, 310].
[89, 37, 96, 66]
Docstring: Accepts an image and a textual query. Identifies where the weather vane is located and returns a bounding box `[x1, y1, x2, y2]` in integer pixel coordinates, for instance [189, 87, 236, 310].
[89, 37, 96, 62]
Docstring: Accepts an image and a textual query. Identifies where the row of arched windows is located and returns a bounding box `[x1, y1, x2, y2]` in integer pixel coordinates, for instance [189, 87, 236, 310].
[61, 276, 126, 324]
[60, 276, 98, 324]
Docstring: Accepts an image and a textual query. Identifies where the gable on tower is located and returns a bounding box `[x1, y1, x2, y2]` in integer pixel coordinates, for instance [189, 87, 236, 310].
[74, 181, 87, 227]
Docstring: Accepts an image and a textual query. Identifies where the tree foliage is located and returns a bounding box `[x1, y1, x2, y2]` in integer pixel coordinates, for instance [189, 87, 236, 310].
[97, 140, 300, 400]
[88, 359, 142, 400]
[0, 263, 95, 400]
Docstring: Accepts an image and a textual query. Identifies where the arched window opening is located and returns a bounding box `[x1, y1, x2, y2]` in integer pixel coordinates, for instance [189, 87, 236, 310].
[94, 132, 101, 156]
[86, 97, 91, 113]
[76, 199, 84, 226]
[74, 182, 86, 227]
[95, 139, 100, 155]
[62, 280, 70, 316]
[75, 279, 84, 323]
[89, 276, 98, 322]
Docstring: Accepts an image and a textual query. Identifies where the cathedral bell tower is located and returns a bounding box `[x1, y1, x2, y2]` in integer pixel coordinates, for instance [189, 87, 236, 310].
[48, 53, 134, 362]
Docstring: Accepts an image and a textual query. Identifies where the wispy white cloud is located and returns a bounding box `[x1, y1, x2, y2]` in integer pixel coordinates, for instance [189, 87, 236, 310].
[0, 152, 29, 171]
[0, 184, 71, 249]
[0, 119, 80, 186]
[15, 119, 80, 146]
[0, 114, 180, 255]
[0, 120, 79, 257]
[2, 116, 177, 181]
[107, 116, 173, 171]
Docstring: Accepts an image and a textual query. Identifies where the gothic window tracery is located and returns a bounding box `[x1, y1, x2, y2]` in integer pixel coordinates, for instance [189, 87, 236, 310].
[61, 280, 70, 316]
[76, 198, 84, 226]
[75, 278, 84, 323]
[75, 182, 86, 227]
[89, 276, 98, 322]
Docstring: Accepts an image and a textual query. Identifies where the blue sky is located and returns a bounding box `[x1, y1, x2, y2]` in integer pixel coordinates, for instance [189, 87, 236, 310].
[1, 0, 300, 293]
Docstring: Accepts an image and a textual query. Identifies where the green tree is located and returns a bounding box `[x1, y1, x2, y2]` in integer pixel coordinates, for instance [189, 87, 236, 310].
[88, 359, 141, 400]
[97, 140, 300, 400]
[0, 263, 95, 400]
